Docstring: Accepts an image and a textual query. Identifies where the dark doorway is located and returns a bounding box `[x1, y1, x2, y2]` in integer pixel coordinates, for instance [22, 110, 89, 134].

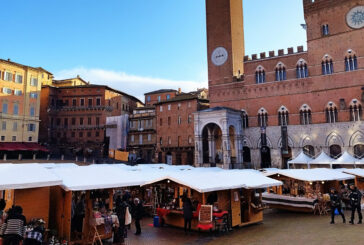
[281, 147, 292, 169]
[243, 147, 251, 163]
[158, 152, 162, 163]
[176, 152, 182, 165]
[260, 146, 271, 168]
[187, 151, 194, 165]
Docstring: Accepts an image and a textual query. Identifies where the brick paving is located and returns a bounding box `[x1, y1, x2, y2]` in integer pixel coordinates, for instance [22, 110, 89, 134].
[126, 210, 364, 245]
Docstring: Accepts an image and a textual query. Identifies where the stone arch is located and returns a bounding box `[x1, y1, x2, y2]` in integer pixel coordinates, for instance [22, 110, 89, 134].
[300, 135, 314, 148]
[349, 131, 364, 147]
[255, 65, 265, 72]
[325, 132, 344, 147]
[322, 54, 333, 62]
[257, 136, 273, 148]
[296, 58, 307, 66]
[242, 136, 253, 148]
[277, 136, 294, 148]
[278, 105, 289, 113]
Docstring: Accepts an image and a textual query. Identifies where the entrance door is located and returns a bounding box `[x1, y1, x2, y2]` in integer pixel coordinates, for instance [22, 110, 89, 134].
[166, 154, 173, 165]
[230, 189, 241, 227]
[260, 146, 271, 168]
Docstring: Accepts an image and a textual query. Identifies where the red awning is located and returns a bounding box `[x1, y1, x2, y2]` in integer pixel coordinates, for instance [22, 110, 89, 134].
[0, 143, 49, 152]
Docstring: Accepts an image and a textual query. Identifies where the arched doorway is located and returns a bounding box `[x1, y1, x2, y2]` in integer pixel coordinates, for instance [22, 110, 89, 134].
[329, 145, 342, 159]
[261, 146, 271, 168]
[303, 145, 315, 158]
[229, 126, 236, 164]
[354, 144, 364, 158]
[243, 147, 251, 163]
[202, 123, 222, 165]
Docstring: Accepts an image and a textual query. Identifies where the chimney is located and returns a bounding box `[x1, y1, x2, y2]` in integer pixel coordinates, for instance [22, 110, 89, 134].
[178, 88, 181, 94]
[297, 46, 304, 53]
[269, 51, 275, 57]
[278, 49, 284, 56]
[77, 75, 80, 78]
[260, 52, 266, 59]
[7, 58, 11, 62]
[252, 54, 257, 60]
[287, 47, 294, 54]
[244, 55, 249, 61]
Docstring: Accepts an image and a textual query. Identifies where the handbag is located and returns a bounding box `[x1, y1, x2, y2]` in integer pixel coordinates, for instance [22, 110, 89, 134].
[125, 207, 132, 225]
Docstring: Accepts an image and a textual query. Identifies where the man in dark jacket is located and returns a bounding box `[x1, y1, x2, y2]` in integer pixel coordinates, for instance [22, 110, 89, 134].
[182, 195, 193, 235]
[329, 188, 345, 224]
[114, 194, 130, 244]
[132, 198, 143, 235]
[349, 184, 362, 224]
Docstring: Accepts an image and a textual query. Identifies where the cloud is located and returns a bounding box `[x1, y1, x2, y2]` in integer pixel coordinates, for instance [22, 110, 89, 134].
[54, 67, 208, 102]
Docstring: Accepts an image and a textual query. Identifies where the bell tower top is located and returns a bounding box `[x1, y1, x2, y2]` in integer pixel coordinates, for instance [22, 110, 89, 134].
[206, 0, 245, 87]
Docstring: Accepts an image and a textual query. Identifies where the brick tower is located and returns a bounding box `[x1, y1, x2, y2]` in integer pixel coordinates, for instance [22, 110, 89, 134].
[206, 0, 245, 88]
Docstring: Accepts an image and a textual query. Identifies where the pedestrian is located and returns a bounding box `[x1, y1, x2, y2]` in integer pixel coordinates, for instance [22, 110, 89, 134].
[0, 199, 6, 224]
[182, 194, 193, 235]
[0, 206, 26, 245]
[114, 194, 130, 245]
[132, 198, 143, 235]
[348, 183, 362, 224]
[329, 188, 345, 224]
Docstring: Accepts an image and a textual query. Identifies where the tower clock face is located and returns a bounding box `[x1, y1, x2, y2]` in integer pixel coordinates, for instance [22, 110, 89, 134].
[211, 47, 228, 66]
[346, 6, 364, 29]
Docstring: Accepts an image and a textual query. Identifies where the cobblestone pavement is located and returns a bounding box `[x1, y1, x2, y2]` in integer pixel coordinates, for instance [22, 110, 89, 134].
[126, 210, 364, 245]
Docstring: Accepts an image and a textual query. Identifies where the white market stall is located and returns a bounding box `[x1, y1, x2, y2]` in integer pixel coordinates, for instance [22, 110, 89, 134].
[263, 168, 355, 212]
[308, 152, 334, 168]
[287, 152, 313, 169]
[332, 152, 357, 168]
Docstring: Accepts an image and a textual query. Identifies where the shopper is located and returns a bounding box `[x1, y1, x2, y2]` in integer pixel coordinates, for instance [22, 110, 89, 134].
[0, 199, 6, 224]
[114, 194, 130, 244]
[182, 194, 193, 235]
[348, 183, 362, 224]
[1, 206, 26, 245]
[329, 188, 345, 224]
[132, 198, 143, 235]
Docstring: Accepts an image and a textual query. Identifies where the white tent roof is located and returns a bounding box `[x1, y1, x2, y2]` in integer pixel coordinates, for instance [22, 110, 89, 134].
[0, 164, 63, 190]
[342, 169, 364, 178]
[266, 168, 354, 182]
[332, 152, 357, 165]
[308, 152, 334, 165]
[40, 163, 79, 169]
[143, 170, 282, 193]
[355, 158, 364, 165]
[288, 152, 313, 165]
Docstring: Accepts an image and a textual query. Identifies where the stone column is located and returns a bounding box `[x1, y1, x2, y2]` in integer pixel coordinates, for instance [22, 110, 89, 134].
[208, 131, 215, 164]
[222, 134, 231, 169]
[194, 136, 203, 167]
[235, 134, 244, 168]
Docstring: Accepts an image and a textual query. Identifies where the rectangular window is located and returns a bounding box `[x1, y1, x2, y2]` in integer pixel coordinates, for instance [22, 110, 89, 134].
[14, 89, 22, 96]
[178, 116, 181, 125]
[72, 99, 77, 106]
[160, 118, 162, 126]
[168, 137, 171, 145]
[56, 118, 61, 126]
[88, 117, 92, 125]
[96, 131, 100, 137]
[30, 92, 38, 99]
[96, 98, 101, 106]
[160, 106, 163, 112]
[1, 136, 4, 141]
[64, 118, 68, 128]
[166, 94, 170, 100]
[131, 135, 135, 142]
[80, 118, 84, 125]
[27, 123, 36, 132]
[2, 103, 8, 114]
[87, 132, 91, 137]
[13, 104, 19, 115]
[15, 74, 23, 83]
[79, 132, 83, 137]
[80, 98, 85, 106]
[12, 136, 16, 142]
[2, 121, 6, 130]
[168, 117, 171, 126]
[160, 137, 163, 145]
[28, 136, 32, 142]
[4, 72, 13, 81]
[71, 132, 75, 137]
[30, 78, 38, 86]
[96, 117, 100, 126]
[139, 134, 143, 145]
[130, 121, 134, 128]
[88, 98, 93, 107]
[158, 96, 161, 102]
[30, 106, 35, 117]
[168, 105, 171, 111]
[13, 122, 17, 131]
[148, 134, 151, 142]
[71, 118, 76, 125]
[2, 88, 12, 94]
[147, 96, 151, 102]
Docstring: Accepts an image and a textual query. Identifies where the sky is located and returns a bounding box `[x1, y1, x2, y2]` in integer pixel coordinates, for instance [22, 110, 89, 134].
[0, 0, 306, 101]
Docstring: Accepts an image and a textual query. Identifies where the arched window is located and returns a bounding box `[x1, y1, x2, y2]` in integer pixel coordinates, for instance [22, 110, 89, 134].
[258, 108, 268, 127]
[255, 66, 265, 84]
[241, 110, 249, 129]
[275, 62, 287, 81]
[354, 144, 364, 159]
[303, 145, 315, 158]
[349, 99, 362, 122]
[330, 145, 342, 159]
[322, 55, 334, 75]
[322, 24, 329, 36]
[296, 59, 308, 78]
[325, 102, 338, 123]
[300, 104, 312, 125]
[345, 50, 358, 72]
[278, 106, 289, 126]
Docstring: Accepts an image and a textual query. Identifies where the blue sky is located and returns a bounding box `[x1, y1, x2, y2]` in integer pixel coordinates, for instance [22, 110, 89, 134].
[0, 0, 306, 100]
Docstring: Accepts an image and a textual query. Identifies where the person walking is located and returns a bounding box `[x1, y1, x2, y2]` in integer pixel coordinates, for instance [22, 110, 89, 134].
[114, 194, 130, 244]
[329, 188, 345, 224]
[0, 206, 26, 245]
[182, 194, 193, 235]
[0, 199, 6, 225]
[132, 198, 143, 235]
[348, 183, 362, 224]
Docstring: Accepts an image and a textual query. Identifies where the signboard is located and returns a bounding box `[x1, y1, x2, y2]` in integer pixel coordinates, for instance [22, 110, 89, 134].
[199, 205, 213, 224]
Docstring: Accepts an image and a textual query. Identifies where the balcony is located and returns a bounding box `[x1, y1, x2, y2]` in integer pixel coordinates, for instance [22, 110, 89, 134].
[51, 124, 105, 130]
[49, 105, 113, 112]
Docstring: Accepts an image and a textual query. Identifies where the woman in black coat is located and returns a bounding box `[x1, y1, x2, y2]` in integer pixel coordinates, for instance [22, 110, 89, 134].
[182, 195, 193, 235]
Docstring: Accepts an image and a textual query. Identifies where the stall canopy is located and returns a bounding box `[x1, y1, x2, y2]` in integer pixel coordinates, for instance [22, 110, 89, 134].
[308, 152, 334, 166]
[342, 169, 364, 178]
[0, 164, 62, 190]
[332, 152, 357, 166]
[143, 170, 282, 193]
[355, 158, 364, 165]
[265, 168, 355, 182]
[288, 152, 313, 168]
